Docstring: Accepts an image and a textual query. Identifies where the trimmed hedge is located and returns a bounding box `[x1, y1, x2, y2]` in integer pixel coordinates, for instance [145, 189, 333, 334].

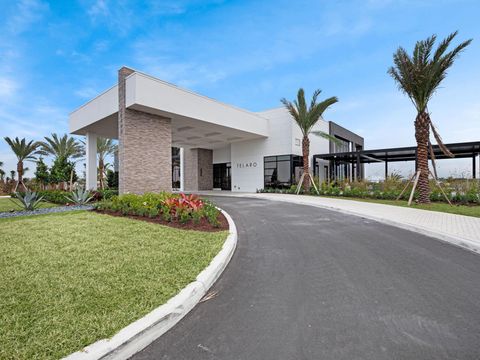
[11, 189, 119, 205]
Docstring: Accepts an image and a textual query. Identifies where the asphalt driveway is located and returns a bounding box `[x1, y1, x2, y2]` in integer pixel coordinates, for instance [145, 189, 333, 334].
[132, 196, 480, 360]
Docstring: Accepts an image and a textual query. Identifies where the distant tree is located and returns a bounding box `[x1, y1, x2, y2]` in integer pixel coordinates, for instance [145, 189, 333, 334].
[388, 32, 472, 203]
[106, 169, 119, 189]
[97, 138, 117, 189]
[4, 137, 41, 190]
[50, 156, 77, 187]
[10, 170, 15, 181]
[281, 89, 338, 190]
[35, 157, 50, 189]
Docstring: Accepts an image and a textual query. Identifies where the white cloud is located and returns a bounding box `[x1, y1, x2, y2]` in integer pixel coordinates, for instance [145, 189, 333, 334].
[7, 0, 49, 34]
[88, 0, 110, 19]
[75, 87, 99, 99]
[0, 78, 19, 97]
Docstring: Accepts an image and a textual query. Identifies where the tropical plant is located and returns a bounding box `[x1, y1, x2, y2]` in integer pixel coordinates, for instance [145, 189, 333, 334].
[97, 138, 117, 189]
[12, 191, 45, 211]
[65, 187, 93, 205]
[388, 31, 472, 203]
[4, 137, 41, 190]
[39, 134, 84, 190]
[35, 157, 50, 188]
[0, 161, 4, 181]
[38, 133, 84, 160]
[281, 89, 338, 190]
[50, 155, 77, 187]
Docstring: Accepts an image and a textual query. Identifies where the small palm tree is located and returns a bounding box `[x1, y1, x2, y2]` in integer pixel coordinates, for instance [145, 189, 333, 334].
[388, 31, 472, 204]
[281, 88, 338, 190]
[0, 161, 4, 181]
[97, 138, 117, 189]
[4, 137, 41, 190]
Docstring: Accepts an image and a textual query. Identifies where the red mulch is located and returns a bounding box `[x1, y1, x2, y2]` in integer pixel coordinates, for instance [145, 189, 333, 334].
[94, 209, 229, 232]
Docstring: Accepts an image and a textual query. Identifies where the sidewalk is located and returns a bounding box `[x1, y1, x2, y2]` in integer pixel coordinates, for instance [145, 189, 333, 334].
[199, 191, 480, 254]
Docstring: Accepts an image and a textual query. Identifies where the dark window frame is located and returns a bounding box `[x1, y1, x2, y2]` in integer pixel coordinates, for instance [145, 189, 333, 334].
[263, 154, 303, 189]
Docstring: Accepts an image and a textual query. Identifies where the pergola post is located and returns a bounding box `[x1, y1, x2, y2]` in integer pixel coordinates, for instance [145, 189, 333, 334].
[473, 154, 477, 179]
[385, 153, 389, 180]
[86, 132, 97, 190]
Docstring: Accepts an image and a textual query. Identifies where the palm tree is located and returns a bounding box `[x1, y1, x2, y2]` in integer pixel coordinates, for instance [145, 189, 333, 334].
[97, 138, 117, 189]
[39, 134, 84, 190]
[4, 137, 41, 190]
[38, 133, 84, 160]
[388, 31, 472, 204]
[281, 88, 338, 190]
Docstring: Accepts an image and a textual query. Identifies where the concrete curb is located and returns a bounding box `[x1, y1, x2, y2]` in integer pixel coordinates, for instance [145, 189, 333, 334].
[253, 194, 480, 255]
[64, 208, 237, 360]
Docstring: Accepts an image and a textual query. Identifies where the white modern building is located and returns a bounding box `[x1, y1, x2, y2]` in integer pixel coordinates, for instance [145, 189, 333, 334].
[69, 67, 363, 193]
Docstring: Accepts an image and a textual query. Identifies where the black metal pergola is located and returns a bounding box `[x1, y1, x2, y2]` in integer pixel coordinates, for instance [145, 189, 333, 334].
[313, 141, 480, 180]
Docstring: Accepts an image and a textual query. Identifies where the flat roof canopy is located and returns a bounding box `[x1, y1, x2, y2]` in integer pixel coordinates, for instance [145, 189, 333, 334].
[69, 71, 269, 149]
[314, 141, 480, 164]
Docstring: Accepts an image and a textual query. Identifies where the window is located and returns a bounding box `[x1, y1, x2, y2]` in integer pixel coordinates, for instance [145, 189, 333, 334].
[264, 154, 303, 189]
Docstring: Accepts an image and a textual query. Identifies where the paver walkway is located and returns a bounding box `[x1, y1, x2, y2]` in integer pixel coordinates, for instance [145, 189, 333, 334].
[198, 192, 480, 253]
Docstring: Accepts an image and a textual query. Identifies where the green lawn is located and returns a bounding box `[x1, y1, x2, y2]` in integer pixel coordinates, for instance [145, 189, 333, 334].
[0, 211, 227, 359]
[322, 196, 480, 218]
[0, 197, 58, 212]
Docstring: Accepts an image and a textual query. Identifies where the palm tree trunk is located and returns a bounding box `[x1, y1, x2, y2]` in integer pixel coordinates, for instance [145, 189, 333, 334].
[99, 158, 104, 190]
[17, 161, 24, 192]
[415, 111, 431, 204]
[302, 136, 310, 190]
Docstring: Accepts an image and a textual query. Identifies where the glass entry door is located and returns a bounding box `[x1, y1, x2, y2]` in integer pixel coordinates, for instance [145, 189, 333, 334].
[213, 163, 231, 190]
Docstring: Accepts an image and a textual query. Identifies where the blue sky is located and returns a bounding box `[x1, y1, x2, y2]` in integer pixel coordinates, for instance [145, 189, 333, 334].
[0, 0, 479, 179]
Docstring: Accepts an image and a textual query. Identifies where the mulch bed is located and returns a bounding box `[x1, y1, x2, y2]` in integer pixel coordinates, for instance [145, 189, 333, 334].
[94, 209, 229, 232]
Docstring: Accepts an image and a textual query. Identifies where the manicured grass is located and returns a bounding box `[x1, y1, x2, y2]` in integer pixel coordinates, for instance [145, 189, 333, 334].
[322, 196, 480, 218]
[0, 197, 58, 212]
[0, 211, 227, 359]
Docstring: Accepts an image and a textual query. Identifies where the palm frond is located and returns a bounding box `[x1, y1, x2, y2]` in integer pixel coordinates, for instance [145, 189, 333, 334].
[430, 122, 454, 157]
[311, 131, 342, 146]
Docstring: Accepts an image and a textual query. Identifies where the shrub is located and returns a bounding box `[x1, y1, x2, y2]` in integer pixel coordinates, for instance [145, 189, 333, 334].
[258, 178, 480, 205]
[65, 188, 93, 205]
[13, 191, 45, 211]
[95, 192, 222, 226]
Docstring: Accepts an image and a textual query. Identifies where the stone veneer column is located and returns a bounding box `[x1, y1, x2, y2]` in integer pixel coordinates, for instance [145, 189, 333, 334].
[118, 67, 172, 194]
[184, 148, 213, 191]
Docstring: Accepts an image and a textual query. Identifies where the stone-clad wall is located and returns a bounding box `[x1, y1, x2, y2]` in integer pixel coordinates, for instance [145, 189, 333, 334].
[184, 148, 213, 191]
[118, 67, 172, 194]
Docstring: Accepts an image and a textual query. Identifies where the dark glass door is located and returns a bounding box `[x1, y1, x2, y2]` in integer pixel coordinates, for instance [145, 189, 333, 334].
[213, 163, 231, 190]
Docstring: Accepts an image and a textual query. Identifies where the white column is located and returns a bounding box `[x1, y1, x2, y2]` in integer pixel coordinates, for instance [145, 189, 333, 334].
[86, 132, 97, 190]
[180, 147, 185, 192]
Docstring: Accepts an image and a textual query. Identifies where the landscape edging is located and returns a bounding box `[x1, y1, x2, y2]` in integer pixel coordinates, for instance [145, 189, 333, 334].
[64, 207, 237, 360]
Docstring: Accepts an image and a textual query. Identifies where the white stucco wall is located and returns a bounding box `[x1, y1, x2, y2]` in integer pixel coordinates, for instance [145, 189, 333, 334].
[212, 145, 231, 164]
[229, 107, 331, 192]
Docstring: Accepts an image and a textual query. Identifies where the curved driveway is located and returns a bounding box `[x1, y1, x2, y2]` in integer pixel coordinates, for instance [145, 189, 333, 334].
[133, 196, 480, 360]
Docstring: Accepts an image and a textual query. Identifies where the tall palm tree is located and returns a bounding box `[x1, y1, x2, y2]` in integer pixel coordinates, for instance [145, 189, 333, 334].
[38, 133, 84, 160]
[281, 88, 338, 190]
[388, 31, 472, 204]
[97, 138, 117, 189]
[4, 137, 41, 190]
